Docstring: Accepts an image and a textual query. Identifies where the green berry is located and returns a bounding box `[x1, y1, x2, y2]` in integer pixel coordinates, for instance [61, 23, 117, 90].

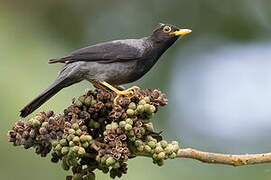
[169, 152, 177, 159]
[74, 100, 83, 107]
[82, 142, 89, 148]
[158, 152, 166, 159]
[126, 109, 135, 117]
[165, 145, 174, 154]
[78, 96, 85, 103]
[155, 146, 163, 153]
[105, 124, 112, 130]
[61, 147, 69, 155]
[119, 121, 126, 128]
[78, 147, 86, 155]
[150, 105, 156, 113]
[129, 130, 135, 136]
[55, 144, 62, 151]
[145, 123, 154, 132]
[148, 141, 156, 149]
[137, 145, 144, 152]
[124, 124, 132, 131]
[129, 136, 136, 142]
[152, 153, 158, 160]
[69, 141, 75, 147]
[111, 122, 118, 130]
[52, 141, 59, 148]
[90, 100, 97, 106]
[135, 140, 143, 147]
[140, 127, 146, 135]
[72, 146, 80, 153]
[75, 129, 82, 136]
[73, 136, 80, 144]
[93, 122, 100, 129]
[68, 129, 76, 135]
[85, 135, 93, 142]
[32, 119, 41, 128]
[160, 140, 168, 149]
[143, 97, 150, 103]
[95, 155, 101, 162]
[139, 99, 146, 105]
[60, 139, 67, 146]
[71, 123, 79, 130]
[112, 162, 120, 169]
[144, 104, 151, 112]
[41, 122, 49, 127]
[84, 96, 92, 106]
[128, 102, 137, 110]
[62, 133, 68, 139]
[105, 157, 115, 166]
[146, 135, 154, 142]
[88, 119, 95, 128]
[125, 118, 133, 125]
[136, 105, 145, 113]
[144, 145, 152, 153]
[101, 156, 107, 164]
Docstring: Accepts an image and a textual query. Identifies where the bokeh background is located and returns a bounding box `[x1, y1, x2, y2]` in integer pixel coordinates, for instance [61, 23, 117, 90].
[1, 0, 271, 179]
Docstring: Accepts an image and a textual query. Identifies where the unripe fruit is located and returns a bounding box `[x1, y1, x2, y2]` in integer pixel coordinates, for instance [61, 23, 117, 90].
[124, 124, 132, 131]
[128, 102, 137, 110]
[139, 99, 146, 105]
[126, 109, 135, 117]
[158, 152, 166, 159]
[78, 147, 86, 155]
[106, 157, 115, 166]
[61, 147, 69, 155]
[125, 118, 133, 125]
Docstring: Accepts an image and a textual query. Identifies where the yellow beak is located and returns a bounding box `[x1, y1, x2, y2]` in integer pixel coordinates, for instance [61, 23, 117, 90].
[170, 29, 192, 36]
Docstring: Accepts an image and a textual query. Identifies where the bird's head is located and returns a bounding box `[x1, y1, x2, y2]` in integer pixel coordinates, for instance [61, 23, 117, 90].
[150, 23, 192, 45]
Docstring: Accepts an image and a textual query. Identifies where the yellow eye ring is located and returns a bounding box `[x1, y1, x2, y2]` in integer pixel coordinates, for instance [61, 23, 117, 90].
[163, 26, 172, 33]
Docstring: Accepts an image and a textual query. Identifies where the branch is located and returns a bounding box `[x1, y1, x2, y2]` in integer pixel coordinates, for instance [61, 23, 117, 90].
[135, 148, 271, 166]
[8, 88, 271, 180]
[177, 148, 271, 166]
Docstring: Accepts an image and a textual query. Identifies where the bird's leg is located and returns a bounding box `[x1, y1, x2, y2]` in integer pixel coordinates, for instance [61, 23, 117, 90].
[92, 82, 106, 91]
[99, 81, 140, 104]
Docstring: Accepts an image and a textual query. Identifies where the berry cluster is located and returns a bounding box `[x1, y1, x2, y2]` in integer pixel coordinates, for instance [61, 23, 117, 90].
[8, 88, 179, 180]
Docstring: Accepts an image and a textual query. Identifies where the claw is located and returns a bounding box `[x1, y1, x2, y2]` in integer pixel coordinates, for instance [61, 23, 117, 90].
[113, 86, 139, 104]
[98, 81, 140, 104]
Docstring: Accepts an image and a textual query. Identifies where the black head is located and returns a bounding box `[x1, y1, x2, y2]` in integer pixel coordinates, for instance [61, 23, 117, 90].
[148, 23, 191, 59]
[150, 23, 192, 44]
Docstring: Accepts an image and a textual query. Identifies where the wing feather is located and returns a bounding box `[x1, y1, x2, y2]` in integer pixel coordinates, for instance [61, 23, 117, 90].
[49, 39, 145, 64]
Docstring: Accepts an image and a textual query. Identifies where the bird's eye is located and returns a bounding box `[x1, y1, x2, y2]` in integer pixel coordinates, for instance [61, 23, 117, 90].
[163, 26, 172, 33]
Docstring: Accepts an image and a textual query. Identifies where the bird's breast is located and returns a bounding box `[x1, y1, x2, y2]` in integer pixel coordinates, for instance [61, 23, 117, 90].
[81, 58, 156, 85]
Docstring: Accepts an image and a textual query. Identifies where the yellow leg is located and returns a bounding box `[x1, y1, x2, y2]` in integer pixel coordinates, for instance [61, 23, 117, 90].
[92, 82, 106, 91]
[99, 81, 140, 104]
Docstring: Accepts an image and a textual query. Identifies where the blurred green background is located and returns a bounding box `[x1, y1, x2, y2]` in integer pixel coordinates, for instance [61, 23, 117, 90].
[2, 0, 271, 179]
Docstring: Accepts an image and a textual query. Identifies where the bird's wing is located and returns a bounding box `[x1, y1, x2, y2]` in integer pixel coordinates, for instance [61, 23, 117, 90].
[49, 39, 146, 64]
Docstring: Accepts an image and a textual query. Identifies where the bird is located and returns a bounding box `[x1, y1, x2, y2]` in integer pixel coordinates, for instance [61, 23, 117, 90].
[20, 23, 192, 118]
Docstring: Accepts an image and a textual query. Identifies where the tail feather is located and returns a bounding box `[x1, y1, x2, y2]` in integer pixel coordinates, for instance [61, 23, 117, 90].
[48, 56, 70, 64]
[20, 79, 65, 118]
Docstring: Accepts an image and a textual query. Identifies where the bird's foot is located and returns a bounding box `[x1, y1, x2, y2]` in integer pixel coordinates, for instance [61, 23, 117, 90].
[98, 81, 140, 104]
[113, 86, 140, 104]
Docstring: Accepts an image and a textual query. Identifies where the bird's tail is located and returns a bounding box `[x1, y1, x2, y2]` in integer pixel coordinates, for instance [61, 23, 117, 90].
[20, 78, 66, 118]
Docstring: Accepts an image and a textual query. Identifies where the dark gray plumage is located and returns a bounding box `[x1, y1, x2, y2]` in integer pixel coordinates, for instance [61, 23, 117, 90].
[20, 23, 191, 117]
